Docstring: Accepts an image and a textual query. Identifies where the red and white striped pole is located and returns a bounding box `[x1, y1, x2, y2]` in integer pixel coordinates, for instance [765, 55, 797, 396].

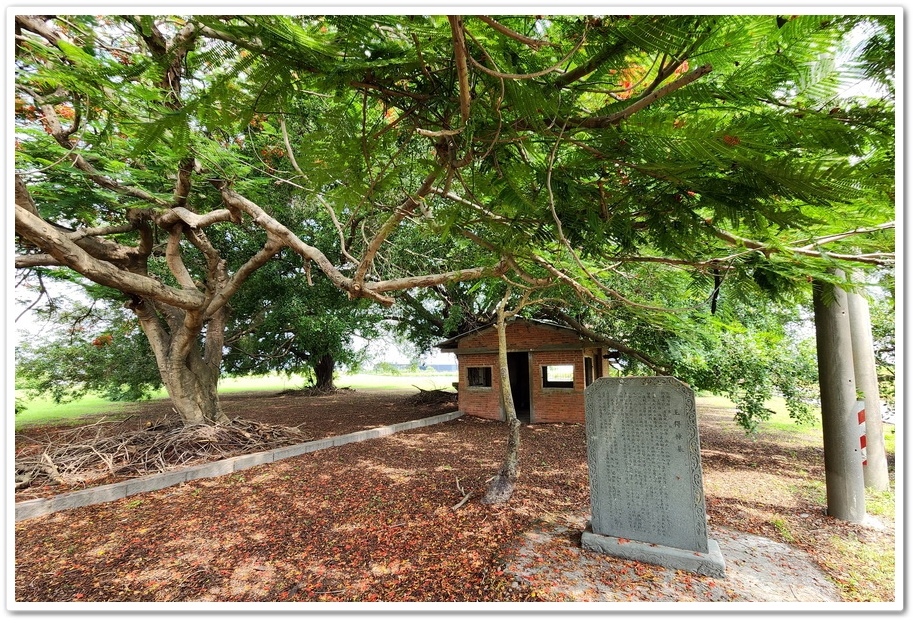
[855, 400, 867, 466]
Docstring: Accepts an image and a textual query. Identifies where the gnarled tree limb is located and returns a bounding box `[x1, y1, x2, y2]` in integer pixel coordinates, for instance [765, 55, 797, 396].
[16, 203, 205, 309]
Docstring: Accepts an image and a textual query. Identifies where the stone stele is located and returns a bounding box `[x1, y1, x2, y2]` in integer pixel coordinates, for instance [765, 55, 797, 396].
[582, 376, 725, 577]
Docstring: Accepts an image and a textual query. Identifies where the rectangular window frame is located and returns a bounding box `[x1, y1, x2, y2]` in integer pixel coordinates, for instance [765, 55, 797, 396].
[541, 364, 575, 389]
[466, 366, 493, 388]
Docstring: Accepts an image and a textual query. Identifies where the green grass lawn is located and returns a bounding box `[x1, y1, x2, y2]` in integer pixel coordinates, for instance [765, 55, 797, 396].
[16, 375, 895, 460]
[14, 372, 459, 429]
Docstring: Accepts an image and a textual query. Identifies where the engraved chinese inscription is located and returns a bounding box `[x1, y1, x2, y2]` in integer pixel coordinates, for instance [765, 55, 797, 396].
[585, 377, 709, 553]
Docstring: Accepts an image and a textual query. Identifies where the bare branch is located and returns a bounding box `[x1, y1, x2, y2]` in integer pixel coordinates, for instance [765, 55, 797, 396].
[475, 16, 552, 49]
[796, 222, 895, 250]
[157, 207, 236, 229]
[512, 63, 713, 132]
[16, 204, 205, 309]
[69, 223, 137, 240]
[213, 185, 375, 300]
[15, 181, 147, 267]
[317, 195, 359, 265]
[165, 226, 198, 290]
[465, 29, 585, 80]
[708, 222, 895, 266]
[448, 16, 471, 123]
[553, 37, 625, 88]
[183, 228, 223, 283]
[204, 237, 284, 317]
[564, 64, 712, 129]
[279, 115, 306, 177]
[352, 168, 442, 287]
[15, 272, 49, 322]
[416, 127, 464, 138]
[15, 253, 66, 269]
[550, 308, 671, 375]
[172, 158, 195, 206]
[370, 260, 509, 294]
[15, 174, 40, 216]
[15, 15, 62, 47]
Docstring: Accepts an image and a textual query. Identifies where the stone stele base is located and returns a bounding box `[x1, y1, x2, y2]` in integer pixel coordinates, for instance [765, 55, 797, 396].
[581, 525, 726, 578]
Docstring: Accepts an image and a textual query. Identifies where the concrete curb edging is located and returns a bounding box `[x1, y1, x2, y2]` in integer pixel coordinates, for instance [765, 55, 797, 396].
[15, 411, 464, 522]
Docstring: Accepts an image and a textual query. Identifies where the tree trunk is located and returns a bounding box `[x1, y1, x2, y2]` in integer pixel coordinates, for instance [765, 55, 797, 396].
[160, 358, 227, 425]
[847, 271, 890, 491]
[132, 299, 228, 426]
[312, 353, 337, 392]
[812, 276, 866, 523]
[482, 304, 521, 505]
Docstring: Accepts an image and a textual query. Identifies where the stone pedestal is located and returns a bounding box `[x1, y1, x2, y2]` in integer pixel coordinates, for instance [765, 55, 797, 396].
[583, 376, 725, 578]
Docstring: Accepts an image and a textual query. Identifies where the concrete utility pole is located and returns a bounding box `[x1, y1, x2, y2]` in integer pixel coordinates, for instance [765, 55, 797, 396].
[847, 273, 890, 491]
[812, 277, 866, 523]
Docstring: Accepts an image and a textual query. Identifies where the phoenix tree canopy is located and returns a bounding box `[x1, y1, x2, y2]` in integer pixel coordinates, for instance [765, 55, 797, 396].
[14, 14, 895, 425]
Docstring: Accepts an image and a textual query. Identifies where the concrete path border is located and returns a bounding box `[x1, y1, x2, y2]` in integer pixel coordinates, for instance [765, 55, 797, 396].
[15, 410, 463, 522]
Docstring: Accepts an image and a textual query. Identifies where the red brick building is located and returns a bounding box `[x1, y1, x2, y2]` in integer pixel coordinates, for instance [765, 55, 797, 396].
[436, 319, 610, 424]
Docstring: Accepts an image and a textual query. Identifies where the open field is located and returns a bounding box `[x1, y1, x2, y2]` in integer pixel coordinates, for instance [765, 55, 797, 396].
[13, 372, 460, 429]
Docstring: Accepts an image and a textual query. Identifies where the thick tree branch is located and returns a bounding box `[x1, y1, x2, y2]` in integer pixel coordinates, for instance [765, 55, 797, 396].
[352, 168, 441, 287]
[15, 253, 66, 268]
[16, 204, 205, 309]
[172, 158, 195, 206]
[157, 207, 236, 229]
[15, 15, 62, 47]
[475, 16, 551, 49]
[165, 226, 198, 290]
[15, 174, 40, 216]
[371, 260, 509, 294]
[68, 223, 137, 240]
[448, 16, 471, 123]
[203, 237, 285, 317]
[16, 178, 148, 266]
[213, 184, 370, 299]
[565, 64, 713, 129]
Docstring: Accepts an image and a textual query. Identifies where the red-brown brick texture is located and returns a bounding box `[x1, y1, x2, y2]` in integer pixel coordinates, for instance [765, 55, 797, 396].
[445, 320, 607, 423]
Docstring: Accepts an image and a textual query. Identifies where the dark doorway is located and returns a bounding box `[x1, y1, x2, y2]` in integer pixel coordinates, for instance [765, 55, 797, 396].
[507, 352, 531, 422]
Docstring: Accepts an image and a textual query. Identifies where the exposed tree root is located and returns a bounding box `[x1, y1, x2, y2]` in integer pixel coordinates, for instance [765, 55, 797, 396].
[14, 418, 311, 490]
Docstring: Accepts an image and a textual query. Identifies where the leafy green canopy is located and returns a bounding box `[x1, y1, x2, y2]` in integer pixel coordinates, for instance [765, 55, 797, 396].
[14, 15, 895, 425]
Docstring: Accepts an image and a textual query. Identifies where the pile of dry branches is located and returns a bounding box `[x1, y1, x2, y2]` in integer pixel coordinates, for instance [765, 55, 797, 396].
[405, 388, 458, 406]
[15, 418, 312, 491]
[276, 386, 354, 397]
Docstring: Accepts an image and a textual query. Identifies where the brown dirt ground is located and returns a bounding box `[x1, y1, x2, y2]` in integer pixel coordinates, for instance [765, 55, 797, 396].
[12, 388, 897, 606]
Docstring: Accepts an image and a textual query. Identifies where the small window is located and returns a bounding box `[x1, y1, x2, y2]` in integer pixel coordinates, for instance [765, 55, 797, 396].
[542, 364, 574, 389]
[467, 366, 493, 387]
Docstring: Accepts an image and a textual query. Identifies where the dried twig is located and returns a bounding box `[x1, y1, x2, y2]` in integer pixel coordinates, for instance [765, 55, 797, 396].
[14, 418, 312, 490]
[451, 475, 472, 511]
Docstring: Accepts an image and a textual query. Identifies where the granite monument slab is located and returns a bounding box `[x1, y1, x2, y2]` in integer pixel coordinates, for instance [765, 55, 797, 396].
[582, 376, 725, 577]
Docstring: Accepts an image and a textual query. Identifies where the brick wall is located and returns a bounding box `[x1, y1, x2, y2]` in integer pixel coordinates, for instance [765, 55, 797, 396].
[529, 349, 586, 423]
[459, 321, 587, 351]
[452, 321, 610, 423]
[457, 352, 503, 420]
